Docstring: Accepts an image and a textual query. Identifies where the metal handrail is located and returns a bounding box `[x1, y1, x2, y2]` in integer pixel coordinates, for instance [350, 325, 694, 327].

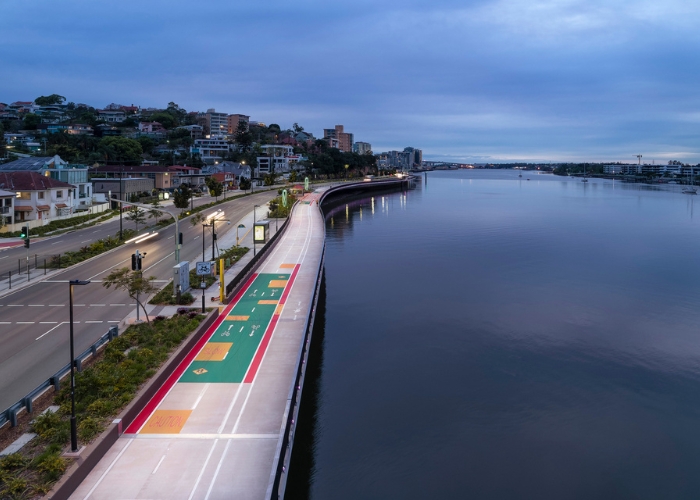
[0, 325, 119, 428]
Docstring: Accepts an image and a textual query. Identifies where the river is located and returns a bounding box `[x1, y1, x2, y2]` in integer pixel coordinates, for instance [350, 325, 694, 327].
[287, 170, 700, 499]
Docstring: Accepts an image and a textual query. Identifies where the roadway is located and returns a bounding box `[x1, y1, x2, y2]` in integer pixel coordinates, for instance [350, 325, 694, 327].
[0, 190, 277, 412]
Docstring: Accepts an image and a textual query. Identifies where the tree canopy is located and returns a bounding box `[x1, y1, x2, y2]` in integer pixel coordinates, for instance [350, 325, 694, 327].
[34, 94, 66, 106]
[98, 136, 143, 164]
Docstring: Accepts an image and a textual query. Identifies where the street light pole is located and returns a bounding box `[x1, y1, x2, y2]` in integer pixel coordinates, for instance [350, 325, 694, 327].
[69, 279, 90, 453]
[119, 165, 123, 240]
[237, 224, 245, 247]
[253, 205, 259, 256]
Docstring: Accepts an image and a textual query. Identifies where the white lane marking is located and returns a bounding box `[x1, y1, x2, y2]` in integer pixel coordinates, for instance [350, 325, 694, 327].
[0, 256, 8, 260]
[294, 315, 297, 320]
[36, 322, 66, 341]
[74, 304, 86, 307]
[239, 326, 244, 332]
[49, 304, 64, 307]
[0, 322, 10, 324]
[204, 439, 232, 500]
[194, 236, 200, 240]
[110, 304, 126, 306]
[90, 304, 106, 307]
[167, 236, 174, 240]
[107, 321, 119, 323]
[251, 307, 255, 312]
[152, 455, 166, 475]
[81, 438, 135, 500]
[40, 322, 58, 324]
[85, 321, 103, 324]
[28, 304, 42, 307]
[187, 439, 219, 500]
[144, 251, 174, 272]
[7, 304, 22, 307]
[17, 322, 35, 324]
[81, 239, 91, 243]
[192, 384, 209, 410]
[51, 241, 61, 245]
[92, 230, 100, 233]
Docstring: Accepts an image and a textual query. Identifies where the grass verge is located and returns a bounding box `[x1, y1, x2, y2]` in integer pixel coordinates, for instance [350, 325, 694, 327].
[0, 210, 118, 238]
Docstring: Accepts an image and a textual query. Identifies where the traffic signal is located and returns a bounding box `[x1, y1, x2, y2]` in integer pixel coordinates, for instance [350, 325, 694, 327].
[178, 232, 183, 245]
[24, 238, 30, 249]
[20, 226, 29, 239]
[131, 253, 142, 271]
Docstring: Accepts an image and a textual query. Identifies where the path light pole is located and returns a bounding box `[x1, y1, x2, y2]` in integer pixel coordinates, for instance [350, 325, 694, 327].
[253, 205, 259, 256]
[236, 224, 245, 246]
[69, 279, 90, 452]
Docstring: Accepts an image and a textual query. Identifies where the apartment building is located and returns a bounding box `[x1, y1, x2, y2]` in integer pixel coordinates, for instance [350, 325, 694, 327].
[353, 141, 372, 155]
[227, 114, 250, 135]
[323, 125, 354, 152]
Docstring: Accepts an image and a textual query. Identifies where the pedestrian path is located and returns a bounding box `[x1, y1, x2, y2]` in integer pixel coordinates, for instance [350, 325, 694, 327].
[71, 191, 325, 500]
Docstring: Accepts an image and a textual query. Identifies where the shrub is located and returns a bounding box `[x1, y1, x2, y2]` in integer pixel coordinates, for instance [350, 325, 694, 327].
[78, 417, 103, 443]
[33, 452, 66, 482]
[0, 454, 27, 471]
[1, 477, 28, 496]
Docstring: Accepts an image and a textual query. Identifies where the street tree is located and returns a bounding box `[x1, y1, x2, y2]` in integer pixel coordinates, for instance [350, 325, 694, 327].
[238, 177, 251, 193]
[102, 267, 158, 325]
[147, 199, 164, 223]
[205, 177, 223, 200]
[173, 184, 191, 214]
[126, 206, 147, 232]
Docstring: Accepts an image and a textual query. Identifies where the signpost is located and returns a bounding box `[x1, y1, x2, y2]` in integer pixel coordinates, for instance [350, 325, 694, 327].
[196, 261, 213, 313]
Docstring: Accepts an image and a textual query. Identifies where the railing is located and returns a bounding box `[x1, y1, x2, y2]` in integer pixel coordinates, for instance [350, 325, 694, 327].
[0, 206, 9, 214]
[0, 325, 119, 428]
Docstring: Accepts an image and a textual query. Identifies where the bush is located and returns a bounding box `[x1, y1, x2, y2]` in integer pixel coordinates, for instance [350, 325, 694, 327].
[0, 454, 27, 471]
[0, 210, 117, 238]
[33, 452, 66, 482]
[78, 416, 103, 443]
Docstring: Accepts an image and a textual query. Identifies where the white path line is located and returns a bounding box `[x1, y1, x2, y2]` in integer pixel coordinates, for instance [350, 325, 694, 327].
[144, 251, 174, 272]
[192, 384, 209, 410]
[204, 439, 232, 500]
[187, 439, 219, 500]
[80, 438, 134, 500]
[36, 322, 65, 341]
[51, 241, 60, 245]
[152, 455, 166, 475]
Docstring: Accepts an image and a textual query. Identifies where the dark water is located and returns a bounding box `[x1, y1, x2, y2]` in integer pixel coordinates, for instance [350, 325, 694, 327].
[288, 170, 700, 499]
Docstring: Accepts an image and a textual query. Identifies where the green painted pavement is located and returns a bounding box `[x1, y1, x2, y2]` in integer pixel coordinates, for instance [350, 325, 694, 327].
[178, 273, 290, 383]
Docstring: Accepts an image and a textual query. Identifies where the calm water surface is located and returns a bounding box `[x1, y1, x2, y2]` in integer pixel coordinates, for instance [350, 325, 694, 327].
[289, 170, 700, 499]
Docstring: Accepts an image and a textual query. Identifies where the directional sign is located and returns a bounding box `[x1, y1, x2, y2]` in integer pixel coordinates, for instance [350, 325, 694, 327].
[304, 177, 309, 191]
[196, 261, 213, 276]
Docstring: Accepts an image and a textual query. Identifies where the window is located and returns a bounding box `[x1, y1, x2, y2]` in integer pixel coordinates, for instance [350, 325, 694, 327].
[56, 190, 63, 199]
[38, 192, 44, 199]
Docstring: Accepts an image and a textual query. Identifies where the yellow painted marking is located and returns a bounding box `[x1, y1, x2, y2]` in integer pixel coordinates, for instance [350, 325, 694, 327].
[193, 368, 208, 375]
[258, 300, 278, 305]
[195, 343, 233, 361]
[279, 264, 296, 269]
[226, 315, 249, 321]
[269, 280, 288, 288]
[275, 304, 284, 316]
[141, 410, 192, 434]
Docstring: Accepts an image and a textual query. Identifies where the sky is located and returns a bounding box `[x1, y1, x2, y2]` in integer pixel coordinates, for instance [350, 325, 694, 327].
[1, 0, 699, 163]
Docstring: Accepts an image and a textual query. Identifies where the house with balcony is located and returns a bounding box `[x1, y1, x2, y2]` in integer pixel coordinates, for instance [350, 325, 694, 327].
[97, 109, 126, 123]
[0, 171, 76, 231]
[190, 137, 231, 164]
[0, 156, 93, 211]
[0, 189, 15, 227]
[168, 165, 207, 190]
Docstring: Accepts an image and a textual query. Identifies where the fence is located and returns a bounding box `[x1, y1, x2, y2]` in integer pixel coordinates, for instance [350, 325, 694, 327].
[0, 325, 119, 429]
[0, 253, 67, 292]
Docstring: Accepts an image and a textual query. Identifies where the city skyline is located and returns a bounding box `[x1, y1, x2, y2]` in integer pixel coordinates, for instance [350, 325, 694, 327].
[2, 0, 699, 163]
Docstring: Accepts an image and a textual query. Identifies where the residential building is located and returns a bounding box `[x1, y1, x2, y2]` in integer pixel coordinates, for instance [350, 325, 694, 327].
[168, 166, 207, 190]
[210, 172, 235, 190]
[201, 108, 228, 137]
[376, 147, 423, 170]
[0, 156, 93, 211]
[0, 189, 15, 227]
[94, 124, 122, 137]
[0, 171, 76, 224]
[139, 122, 165, 133]
[202, 161, 252, 183]
[323, 125, 354, 152]
[190, 137, 231, 164]
[602, 163, 685, 176]
[177, 124, 204, 140]
[89, 165, 174, 190]
[227, 114, 250, 135]
[97, 109, 126, 123]
[37, 123, 93, 135]
[257, 156, 291, 176]
[353, 142, 372, 155]
[91, 178, 155, 207]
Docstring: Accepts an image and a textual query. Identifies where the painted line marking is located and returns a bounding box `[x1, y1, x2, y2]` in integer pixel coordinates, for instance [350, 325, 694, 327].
[28, 304, 42, 307]
[85, 321, 103, 324]
[90, 304, 106, 307]
[36, 322, 65, 341]
[40, 322, 58, 324]
[49, 304, 64, 307]
[141, 410, 192, 434]
[187, 439, 218, 500]
[17, 322, 35, 324]
[152, 455, 166, 475]
[110, 304, 126, 306]
[82, 438, 135, 498]
[51, 242, 60, 245]
[108, 321, 119, 323]
[7, 305, 23, 307]
[0, 322, 10, 324]
[81, 239, 91, 243]
[192, 384, 209, 410]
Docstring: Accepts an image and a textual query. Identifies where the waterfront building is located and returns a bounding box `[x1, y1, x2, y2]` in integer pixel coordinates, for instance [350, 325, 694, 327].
[323, 125, 354, 152]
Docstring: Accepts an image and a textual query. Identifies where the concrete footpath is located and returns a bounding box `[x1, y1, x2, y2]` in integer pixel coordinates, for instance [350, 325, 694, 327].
[71, 191, 326, 500]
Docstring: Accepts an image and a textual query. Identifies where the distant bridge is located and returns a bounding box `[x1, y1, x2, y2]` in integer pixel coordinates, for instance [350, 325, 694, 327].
[421, 161, 470, 169]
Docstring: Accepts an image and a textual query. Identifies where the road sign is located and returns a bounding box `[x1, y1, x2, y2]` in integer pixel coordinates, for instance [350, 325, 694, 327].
[196, 261, 213, 276]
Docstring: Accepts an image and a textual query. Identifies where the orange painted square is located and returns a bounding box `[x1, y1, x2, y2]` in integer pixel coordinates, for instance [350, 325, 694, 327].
[269, 280, 288, 288]
[275, 304, 285, 316]
[258, 300, 278, 305]
[279, 264, 296, 269]
[226, 315, 249, 321]
[195, 343, 233, 361]
[140, 410, 192, 434]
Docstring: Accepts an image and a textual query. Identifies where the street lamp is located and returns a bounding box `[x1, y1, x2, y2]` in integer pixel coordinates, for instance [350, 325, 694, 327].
[253, 205, 259, 256]
[237, 223, 245, 246]
[69, 279, 90, 452]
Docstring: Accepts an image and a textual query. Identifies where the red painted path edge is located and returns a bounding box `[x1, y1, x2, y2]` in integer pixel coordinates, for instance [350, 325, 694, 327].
[124, 273, 258, 434]
[244, 264, 300, 384]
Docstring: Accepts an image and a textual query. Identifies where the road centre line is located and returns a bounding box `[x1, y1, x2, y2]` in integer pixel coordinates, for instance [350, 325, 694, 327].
[90, 304, 106, 306]
[7, 304, 22, 307]
[51, 241, 60, 245]
[36, 322, 66, 341]
[85, 321, 103, 324]
[110, 304, 125, 306]
[81, 239, 92, 243]
[40, 322, 58, 324]
[49, 304, 64, 307]
[0, 322, 10, 324]
[204, 439, 232, 500]
[17, 322, 35, 324]
[144, 252, 175, 272]
[28, 305, 42, 307]
[0, 256, 7, 260]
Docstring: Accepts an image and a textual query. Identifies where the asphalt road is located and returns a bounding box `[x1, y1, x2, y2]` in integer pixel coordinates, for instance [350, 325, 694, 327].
[0, 190, 276, 412]
[0, 191, 251, 278]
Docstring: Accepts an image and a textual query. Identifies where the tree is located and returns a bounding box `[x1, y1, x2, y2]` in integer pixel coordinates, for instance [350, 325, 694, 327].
[103, 267, 158, 325]
[293, 123, 304, 133]
[289, 170, 298, 183]
[238, 177, 251, 193]
[149, 112, 176, 129]
[147, 199, 164, 223]
[264, 174, 277, 186]
[98, 136, 143, 164]
[22, 113, 41, 130]
[34, 94, 66, 106]
[173, 184, 191, 214]
[125, 206, 147, 232]
[234, 119, 253, 152]
[205, 177, 223, 200]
